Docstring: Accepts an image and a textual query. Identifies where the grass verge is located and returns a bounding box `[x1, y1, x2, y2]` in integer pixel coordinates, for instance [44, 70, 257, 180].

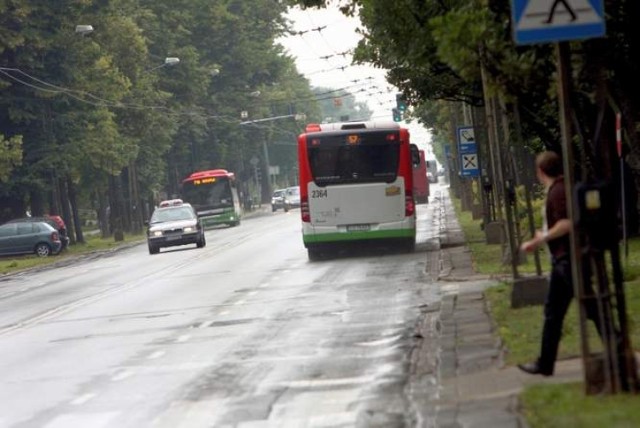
[452, 195, 640, 424]
[0, 232, 145, 275]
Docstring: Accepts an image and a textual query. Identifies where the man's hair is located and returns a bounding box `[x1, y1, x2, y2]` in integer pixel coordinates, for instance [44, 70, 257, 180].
[536, 151, 563, 178]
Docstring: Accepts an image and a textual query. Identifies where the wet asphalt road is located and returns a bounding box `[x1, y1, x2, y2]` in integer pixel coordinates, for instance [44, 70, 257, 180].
[0, 189, 445, 428]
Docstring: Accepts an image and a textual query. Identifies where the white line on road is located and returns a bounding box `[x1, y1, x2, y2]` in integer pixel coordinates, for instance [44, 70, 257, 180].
[148, 351, 166, 360]
[70, 393, 96, 405]
[197, 320, 215, 329]
[111, 370, 133, 382]
[43, 412, 119, 428]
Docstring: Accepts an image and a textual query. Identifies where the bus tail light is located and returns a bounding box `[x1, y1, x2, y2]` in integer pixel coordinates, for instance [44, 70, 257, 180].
[405, 192, 415, 217]
[301, 196, 311, 222]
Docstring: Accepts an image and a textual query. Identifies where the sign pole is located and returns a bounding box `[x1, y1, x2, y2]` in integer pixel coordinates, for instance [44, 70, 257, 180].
[555, 41, 592, 391]
[617, 113, 628, 258]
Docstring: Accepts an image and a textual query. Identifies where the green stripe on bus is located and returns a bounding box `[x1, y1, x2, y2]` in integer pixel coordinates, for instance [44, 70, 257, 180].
[303, 229, 415, 244]
[200, 210, 240, 226]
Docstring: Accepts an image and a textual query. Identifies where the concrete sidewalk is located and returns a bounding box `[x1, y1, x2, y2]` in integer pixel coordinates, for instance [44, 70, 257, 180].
[431, 187, 583, 428]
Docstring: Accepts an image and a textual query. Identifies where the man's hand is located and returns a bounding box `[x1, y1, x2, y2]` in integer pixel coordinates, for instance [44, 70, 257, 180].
[520, 230, 546, 253]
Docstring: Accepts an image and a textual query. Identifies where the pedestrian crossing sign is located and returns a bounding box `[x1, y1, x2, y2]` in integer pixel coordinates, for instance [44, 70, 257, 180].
[511, 0, 605, 45]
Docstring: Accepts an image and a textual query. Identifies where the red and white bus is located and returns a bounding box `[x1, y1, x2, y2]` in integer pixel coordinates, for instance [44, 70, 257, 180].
[412, 147, 430, 204]
[297, 121, 416, 260]
[181, 169, 242, 228]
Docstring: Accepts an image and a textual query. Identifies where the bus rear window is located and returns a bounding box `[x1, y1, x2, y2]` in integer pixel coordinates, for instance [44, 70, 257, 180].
[307, 132, 400, 186]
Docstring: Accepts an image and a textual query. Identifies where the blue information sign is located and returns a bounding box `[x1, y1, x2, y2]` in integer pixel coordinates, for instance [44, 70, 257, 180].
[456, 126, 479, 178]
[512, 0, 605, 45]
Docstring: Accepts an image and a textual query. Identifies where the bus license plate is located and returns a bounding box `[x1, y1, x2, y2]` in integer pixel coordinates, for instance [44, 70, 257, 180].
[347, 224, 370, 232]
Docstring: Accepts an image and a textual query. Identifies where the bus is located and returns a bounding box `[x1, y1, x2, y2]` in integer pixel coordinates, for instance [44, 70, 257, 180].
[297, 121, 416, 260]
[181, 169, 242, 228]
[412, 146, 429, 204]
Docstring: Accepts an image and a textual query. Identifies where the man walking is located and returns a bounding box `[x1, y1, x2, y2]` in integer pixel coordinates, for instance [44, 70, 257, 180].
[519, 150, 599, 376]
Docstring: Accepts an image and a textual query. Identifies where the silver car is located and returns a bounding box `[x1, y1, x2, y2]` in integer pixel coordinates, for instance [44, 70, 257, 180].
[271, 189, 286, 212]
[146, 200, 206, 254]
[283, 186, 301, 211]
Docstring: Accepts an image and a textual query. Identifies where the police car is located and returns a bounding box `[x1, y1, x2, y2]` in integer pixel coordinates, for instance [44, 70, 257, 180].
[146, 199, 206, 254]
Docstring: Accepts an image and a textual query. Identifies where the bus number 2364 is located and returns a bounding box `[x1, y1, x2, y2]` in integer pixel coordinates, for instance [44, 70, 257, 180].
[311, 189, 328, 199]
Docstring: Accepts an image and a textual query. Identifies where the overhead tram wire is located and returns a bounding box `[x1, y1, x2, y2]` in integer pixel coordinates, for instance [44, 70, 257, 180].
[0, 67, 166, 110]
[0, 66, 396, 128]
[0, 66, 379, 116]
[300, 12, 391, 114]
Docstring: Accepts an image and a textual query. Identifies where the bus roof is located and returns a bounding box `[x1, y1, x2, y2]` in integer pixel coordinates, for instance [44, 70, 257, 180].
[303, 121, 401, 134]
[183, 169, 234, 183]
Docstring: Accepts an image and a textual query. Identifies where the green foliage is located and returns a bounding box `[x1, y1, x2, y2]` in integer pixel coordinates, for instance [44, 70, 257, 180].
[0, 134, 22, 182]
[0, 0, 321, 225]
[521, 382, 640, 428]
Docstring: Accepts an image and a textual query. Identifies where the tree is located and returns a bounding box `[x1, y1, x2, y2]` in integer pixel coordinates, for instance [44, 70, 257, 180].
[0, 134, 22, 183]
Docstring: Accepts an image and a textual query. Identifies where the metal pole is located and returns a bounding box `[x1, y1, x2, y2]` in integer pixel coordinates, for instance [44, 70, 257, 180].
[616, 113, 628, 259]
[555, 42, 593, 392]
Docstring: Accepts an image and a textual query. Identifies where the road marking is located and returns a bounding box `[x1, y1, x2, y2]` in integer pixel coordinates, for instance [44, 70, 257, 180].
[197, 320, 215, 329]
[111, 370, 133, 382]
[148, 351, 166, 360]
[176, 334, 190, 343]
[355, 335, 402, 347]
[278, 375, 371, 388]
[43, 412, 119, 428]
[70, 393, 96, 405]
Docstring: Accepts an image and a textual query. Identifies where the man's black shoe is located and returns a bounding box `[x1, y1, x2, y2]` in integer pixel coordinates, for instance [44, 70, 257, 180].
[517, 362, 552, 376]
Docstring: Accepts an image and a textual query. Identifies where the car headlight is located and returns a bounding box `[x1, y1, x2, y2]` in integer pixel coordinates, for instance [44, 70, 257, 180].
[184, 227, 194, 233]
[152, 231, 163, 237]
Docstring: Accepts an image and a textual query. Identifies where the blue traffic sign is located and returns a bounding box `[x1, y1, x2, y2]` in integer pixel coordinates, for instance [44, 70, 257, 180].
[456, 126, 479, 177]
[512, 0, 605, 45]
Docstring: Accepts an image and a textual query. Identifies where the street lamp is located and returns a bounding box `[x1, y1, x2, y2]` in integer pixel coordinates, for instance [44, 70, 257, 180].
[75, 25, 94, 35]
[143, 57, 180, 73]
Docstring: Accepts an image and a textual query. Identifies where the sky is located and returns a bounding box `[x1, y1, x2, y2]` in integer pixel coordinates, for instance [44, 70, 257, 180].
[278, 5, 433, 153]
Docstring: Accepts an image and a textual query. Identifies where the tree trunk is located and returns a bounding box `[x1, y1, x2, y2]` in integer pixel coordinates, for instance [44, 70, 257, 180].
[97, 189, 110, 239]
[109, 174, 125, 242]
[59, 177, 76, 245]
[30, 189, 45, 217]
[67, 176, 84, 244]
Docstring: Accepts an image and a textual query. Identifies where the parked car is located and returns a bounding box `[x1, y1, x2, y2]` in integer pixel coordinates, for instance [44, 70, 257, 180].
[271, 189, 287, 212]
[0, 221, 63, 257]
[6, 215, 69, 250]
[283, 186, 301, 211]
[145, 199, 206, 255]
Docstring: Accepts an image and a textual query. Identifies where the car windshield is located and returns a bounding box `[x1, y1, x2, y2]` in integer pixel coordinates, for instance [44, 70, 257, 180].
[150, 207, 195, 223]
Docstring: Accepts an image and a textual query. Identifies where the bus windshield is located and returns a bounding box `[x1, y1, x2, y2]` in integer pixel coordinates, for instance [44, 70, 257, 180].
[182, 178, 233, 209]
[307, 131, 400, 186]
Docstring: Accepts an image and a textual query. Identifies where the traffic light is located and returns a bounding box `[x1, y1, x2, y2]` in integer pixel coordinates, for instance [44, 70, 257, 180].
[392, 108, 402, 122]
[396, 93, 407, 112]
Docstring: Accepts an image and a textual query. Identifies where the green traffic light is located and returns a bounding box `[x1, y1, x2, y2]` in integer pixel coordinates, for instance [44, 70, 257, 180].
[396, 93, 407, 112]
